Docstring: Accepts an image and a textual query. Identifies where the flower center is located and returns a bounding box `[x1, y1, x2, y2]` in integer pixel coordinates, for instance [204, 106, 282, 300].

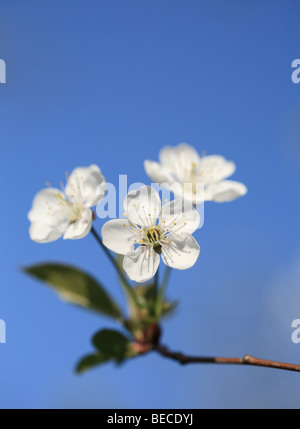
[179, 162, 200, 194]
[146, 227, 160, 243]
[55, 192, 83, 223]
[144, 227, 162, 254]
[68, 203, 83, 223]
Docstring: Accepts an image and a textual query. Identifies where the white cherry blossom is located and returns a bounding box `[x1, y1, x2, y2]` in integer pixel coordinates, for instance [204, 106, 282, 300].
[144, 143, 247, 205]
[102, 186, 200, 283]
[29, 165, 106, 243]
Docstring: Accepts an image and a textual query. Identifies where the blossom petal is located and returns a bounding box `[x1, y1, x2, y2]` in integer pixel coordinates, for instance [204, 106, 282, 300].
[28, 188, 67, 222]
[124, 185, 161, 227]
[102, 219, 140, 255]
[29, 221, 67, 243]
[158, 145, 177, 168]
[175, 143, 201, 163]
[65, 164, 106, 208]
[198, 155, 236, 183]
[161, 233, 200, 270]
[123, 246, 160, 283]
[28, 188, 69, 243]
[63, 208, 93, 240]
[171, 183, 205, 206]
[159, 144, 201, 182]
[144, 160, 175, 186]
[160, 143, 200, 168]
[205, 180, 247, 202]
[160, 199, 200, 234]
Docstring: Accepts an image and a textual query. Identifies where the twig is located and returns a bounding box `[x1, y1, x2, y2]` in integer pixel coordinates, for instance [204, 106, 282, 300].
[153, 344, 300, 373]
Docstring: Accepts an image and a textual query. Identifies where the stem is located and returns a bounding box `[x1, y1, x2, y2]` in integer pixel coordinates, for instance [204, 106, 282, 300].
[90, 226, 141, 309]
[154, 268, 159, 298]
[161, 266, 171, 292]
[153, 344, 300, 373]
[155, 266, 171, 318]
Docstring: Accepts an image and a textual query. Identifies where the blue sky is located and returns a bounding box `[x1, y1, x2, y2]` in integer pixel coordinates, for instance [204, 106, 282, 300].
[1, 0, 300, 408]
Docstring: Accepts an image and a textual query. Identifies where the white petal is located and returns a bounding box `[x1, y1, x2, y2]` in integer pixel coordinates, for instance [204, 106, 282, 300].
[63, 208, 93, 240]
[198, 155, 236, 183]
[159, 144, 201, 182]
[102, 219, 140, 255]
[205, 180, 247, 202]
[65, 164, 106, 208]
[172, 185, 205, 206]
[160, 199, 200, 234]
[123, 246, 160, 283]
[161, 233, 200, 270]
[29, 221, 67, 243]
[28, 188, 69, 243]
[28, 188, 67, 222]
[144, 160, 175, 185]
[124, 185, 161, 227]
[158, 145, 177, 168]
[160, 143, 200, 168]
[167, 182, 195, 205]
[175, 143, 201, 164]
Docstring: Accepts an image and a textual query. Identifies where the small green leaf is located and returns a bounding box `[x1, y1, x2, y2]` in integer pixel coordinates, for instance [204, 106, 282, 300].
[23, 263, 122, 319]
[76, 329, 132, 373]
[76, 352, 111, 374]
[92, 329, 129, 360]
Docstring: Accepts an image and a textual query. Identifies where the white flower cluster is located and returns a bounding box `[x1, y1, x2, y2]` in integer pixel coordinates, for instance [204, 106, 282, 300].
[29, 144, 247, 282]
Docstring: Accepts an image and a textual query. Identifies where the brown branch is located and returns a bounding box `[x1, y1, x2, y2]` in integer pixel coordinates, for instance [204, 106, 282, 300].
[153, 344, 300, 373]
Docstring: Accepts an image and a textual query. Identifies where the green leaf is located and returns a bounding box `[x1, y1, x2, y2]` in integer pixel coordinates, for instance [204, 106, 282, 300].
[92, 329, 130, 361]
[76, 329, 138, 373]
[23, 263, 122, 319]
[76, 329, 132, 373]
[76, 352, 112, 373]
